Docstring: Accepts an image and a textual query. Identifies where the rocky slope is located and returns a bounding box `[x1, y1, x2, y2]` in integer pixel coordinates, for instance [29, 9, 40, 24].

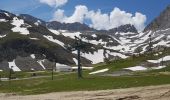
[144, 5, 170, 32]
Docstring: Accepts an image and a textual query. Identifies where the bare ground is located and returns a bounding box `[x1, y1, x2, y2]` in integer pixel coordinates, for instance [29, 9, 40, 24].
[1, 84, 170, 100]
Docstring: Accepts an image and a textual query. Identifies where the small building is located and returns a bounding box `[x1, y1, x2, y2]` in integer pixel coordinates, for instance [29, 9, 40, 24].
[56, 64, 72, 72]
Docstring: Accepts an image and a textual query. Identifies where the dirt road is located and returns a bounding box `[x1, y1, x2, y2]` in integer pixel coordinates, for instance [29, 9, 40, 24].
[1, 84, 170, 100]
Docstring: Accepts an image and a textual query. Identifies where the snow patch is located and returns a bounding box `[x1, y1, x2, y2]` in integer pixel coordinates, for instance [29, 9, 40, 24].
[56, 63, 72, 69]
[11, 17, 30, 35]
[73, 58, 78, 65]
[56, 63, 72, 71]
[62, 32, 82, 39]
[110, 31, 152, 53]
[56, 63, 67, 67]
[72, 66, 93, 70]
[147, 60, 160, 64]
[43, 35, 65, 48]
[89, 68, 109, 75]
[37, 60, 46, 69]
[154, 53, 159, 56]
[4, 13, 10, 17]
[34, 22, 39, 26]
[34, 20, 41, 26]
[73, 49, 128, 64]
[49, 29, 60, 35]
[147, 55, 170, 64]
[8, 60, 21, 71]
[118, 32, 136, 36]
[153, 40, 170, 47]
[124, 66, 147, 71]
[30, 54, 36, 59]
[30, 38, 39, 40]
[168, 35, 170, 40]
[92, 34, 97, 38]
[81, 49, 104, 64]
[151, 66, 166, 70]
[0, 34, 6, 38]
[82, 38, 107, 45]
[106, 50, 128, 59]
[0, 19, 7, 22]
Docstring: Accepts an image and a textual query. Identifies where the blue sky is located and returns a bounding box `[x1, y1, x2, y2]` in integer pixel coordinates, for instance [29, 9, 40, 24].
[0, 0, 169, 30]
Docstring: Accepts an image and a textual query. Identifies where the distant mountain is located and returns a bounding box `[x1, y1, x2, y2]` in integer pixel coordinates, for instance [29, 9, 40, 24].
[0, 10, 93, 71]
[0, 5, 170, 71]
[19, 14, 138, 34]
[19, 14, 46, 26]
[109, 24, 138, 33]
[144, 5, 170, 32]
[19, 14, 96, 32]
[47, 21, 96, 32]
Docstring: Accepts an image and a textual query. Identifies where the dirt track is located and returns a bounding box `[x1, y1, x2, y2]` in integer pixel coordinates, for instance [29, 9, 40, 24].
[1, 84, 170, 100]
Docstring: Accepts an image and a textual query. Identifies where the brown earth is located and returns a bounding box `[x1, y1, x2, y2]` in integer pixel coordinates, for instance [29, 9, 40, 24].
[1, 84, 170, 100]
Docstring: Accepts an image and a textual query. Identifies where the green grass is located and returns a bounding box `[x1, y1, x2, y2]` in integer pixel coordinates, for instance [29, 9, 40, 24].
[0, 71, 59, 79]
[0, 48, 170, 95]
[93, 55, 147, 72]
[1, 72, 170, 95]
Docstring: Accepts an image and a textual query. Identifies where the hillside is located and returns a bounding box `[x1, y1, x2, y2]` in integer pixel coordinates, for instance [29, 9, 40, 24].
[0, 5, 170, 71]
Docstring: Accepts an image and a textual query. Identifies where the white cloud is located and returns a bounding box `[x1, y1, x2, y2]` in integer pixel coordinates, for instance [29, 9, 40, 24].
[86, 10, 110, 30]
[39, 0, 68, 7]
[52, 5, 147, 31]
[52, 5, 88, 23]
[109, 7, 134, 29]
[132, 12, 147, 31]
[65, 5, 88, 23]
[109, 7, 146, 31]
[52, 9, 65, 22]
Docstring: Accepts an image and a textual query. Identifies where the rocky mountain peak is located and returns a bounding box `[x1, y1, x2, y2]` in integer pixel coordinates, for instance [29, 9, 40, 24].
[0, 9, 15, 20]
[109, 24, 138, 33]
[144, 5, 170, 32]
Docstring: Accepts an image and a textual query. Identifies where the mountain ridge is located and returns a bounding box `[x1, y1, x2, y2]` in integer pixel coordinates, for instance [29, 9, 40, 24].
[0, 6, 170, 71]
[18, 13, 138, 33]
